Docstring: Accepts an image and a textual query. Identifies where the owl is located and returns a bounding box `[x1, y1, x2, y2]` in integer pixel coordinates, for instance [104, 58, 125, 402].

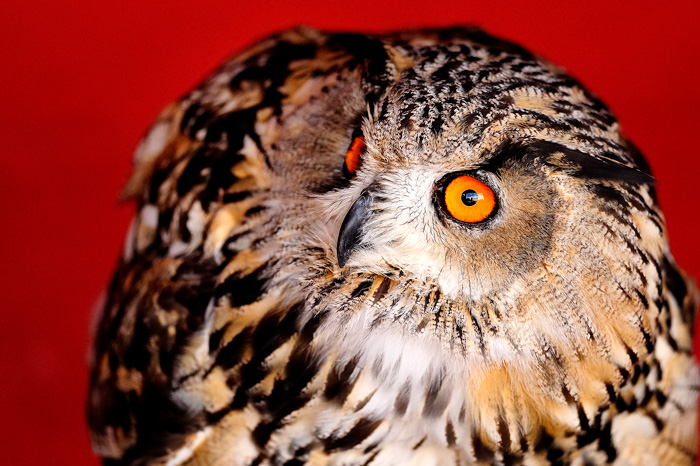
[86, 27, 699, 466]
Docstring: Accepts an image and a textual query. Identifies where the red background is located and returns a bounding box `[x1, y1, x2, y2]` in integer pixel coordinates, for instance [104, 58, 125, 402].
[1, 1, 699, 464]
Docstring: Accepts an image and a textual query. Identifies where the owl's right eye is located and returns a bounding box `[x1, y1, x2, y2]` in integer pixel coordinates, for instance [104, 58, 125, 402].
[343, 133, 365, 176]
[441, 174, 496, 223]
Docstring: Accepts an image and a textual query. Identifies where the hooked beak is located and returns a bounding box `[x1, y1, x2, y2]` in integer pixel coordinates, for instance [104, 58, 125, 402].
[337, 191, 374, 268]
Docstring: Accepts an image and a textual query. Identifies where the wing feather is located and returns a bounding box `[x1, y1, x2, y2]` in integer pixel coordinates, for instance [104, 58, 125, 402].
[87, 28, 335, 460]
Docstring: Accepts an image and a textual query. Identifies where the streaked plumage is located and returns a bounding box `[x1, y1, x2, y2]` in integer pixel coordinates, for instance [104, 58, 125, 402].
[87, 27, 699, 465]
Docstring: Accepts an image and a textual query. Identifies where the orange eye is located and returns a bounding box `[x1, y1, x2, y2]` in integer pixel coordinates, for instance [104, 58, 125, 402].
[443, 175, 496, 223]
[344, 135, 365, 175]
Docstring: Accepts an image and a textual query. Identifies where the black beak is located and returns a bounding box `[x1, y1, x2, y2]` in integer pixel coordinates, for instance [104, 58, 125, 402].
[337, 191, 374, 267]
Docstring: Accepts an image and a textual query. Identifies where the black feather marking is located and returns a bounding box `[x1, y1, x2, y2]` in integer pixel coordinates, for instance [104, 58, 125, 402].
[472, 434, 495, 462]
[576, 404, 590, 431]
[324, 356, 360, 404]
[605, 384, 617, 403]
[577, 412, 602, 448]
[361, 450, 381, 466]
[148, 168, 169, 203]
[497, 415, 511, 451]
[422, 376, 449, 418]
[663, 256, 691, 319]
[589, 183, 629, 208]
[483, 139, 653, 184]
[534, 430, 553, 451]
[412, 437, 426, 450]
[656, 390, 668, 407]
[371, 278, 391, 304]
[599, 421, 617, 461]
[176, 147, 211, 197]
[211, 326, 252, 371]
[532, 140, 654, 184]
[214, 263, 269, 305]
[323, 418, 382, 452]
[519, 435, 529, 453]
[351, 279, 374, 299]
[208, 322, 230, 352]
[223, 190, 254, 203]
[445, 421, 456, 447]
[546, 445, 565, 465]
[394, 384, 410, 416]
[252, 310, 329, 446]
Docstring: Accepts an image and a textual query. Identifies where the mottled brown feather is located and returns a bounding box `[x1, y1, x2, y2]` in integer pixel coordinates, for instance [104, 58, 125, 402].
[87, 27, 698, 466]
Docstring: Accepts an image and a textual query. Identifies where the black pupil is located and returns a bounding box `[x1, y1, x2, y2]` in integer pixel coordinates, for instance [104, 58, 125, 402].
[461, 189, 479, 206]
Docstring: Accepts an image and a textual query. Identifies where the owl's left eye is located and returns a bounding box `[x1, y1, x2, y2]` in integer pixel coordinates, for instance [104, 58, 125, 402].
[343, 134, 365, 176]
[441, 174, 496, 223]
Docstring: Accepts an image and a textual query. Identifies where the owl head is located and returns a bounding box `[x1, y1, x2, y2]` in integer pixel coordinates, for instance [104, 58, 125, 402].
[256, 30, 695, 432]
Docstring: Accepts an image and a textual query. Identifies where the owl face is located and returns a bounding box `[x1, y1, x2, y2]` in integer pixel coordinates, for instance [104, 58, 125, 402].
[290, 43, 662, 407]
[337, 137, 557, 302]
[322, 44, 653, 308]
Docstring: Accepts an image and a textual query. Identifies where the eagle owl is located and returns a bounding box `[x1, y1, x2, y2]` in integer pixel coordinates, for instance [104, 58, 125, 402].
[87, 27, 699, 465]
